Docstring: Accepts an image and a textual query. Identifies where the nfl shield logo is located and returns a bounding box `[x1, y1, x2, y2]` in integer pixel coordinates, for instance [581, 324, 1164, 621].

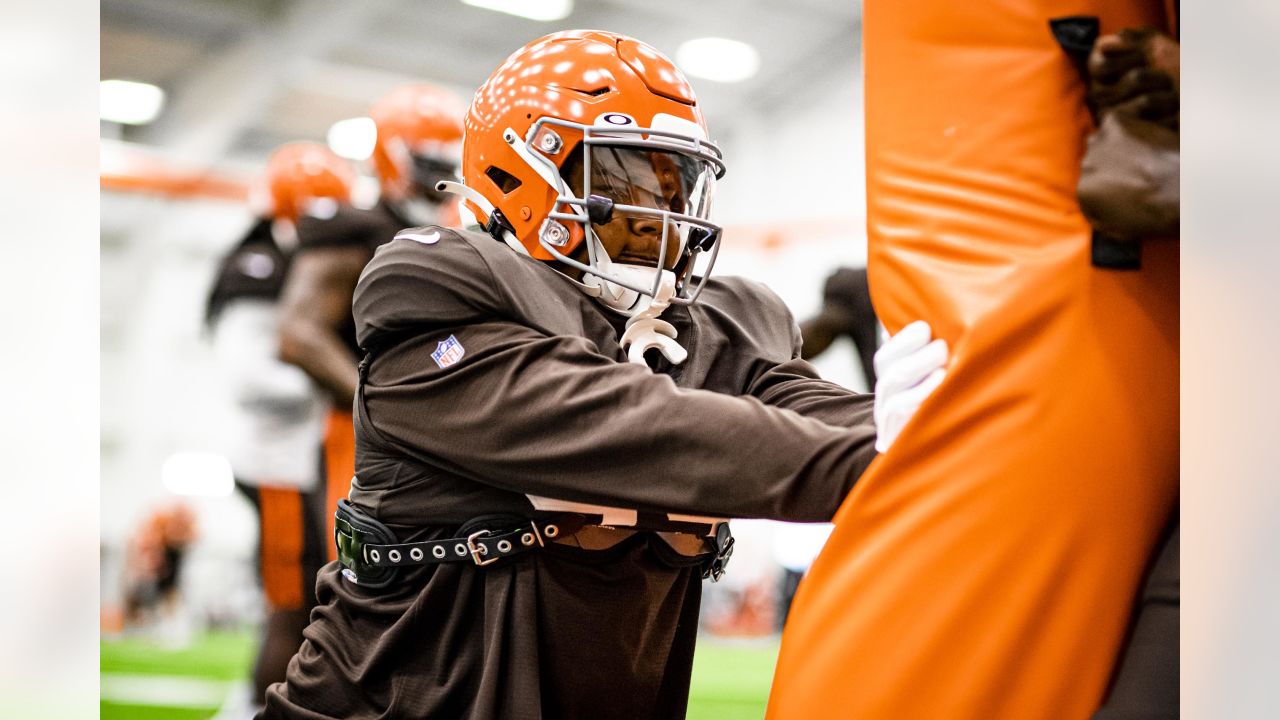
[431, 335, 466, 369]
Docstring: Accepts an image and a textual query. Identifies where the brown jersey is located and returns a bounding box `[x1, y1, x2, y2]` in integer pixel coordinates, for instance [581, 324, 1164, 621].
[263, 227, 878, 720]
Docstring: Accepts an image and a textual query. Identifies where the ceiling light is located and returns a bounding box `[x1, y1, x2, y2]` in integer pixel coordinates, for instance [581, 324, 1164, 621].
[327, 116, 377, 161]
[461, 0, 572, 22]
[100, 79, 166, 125]
[676, 37, 760, 83]
[162, 452, 234, 497]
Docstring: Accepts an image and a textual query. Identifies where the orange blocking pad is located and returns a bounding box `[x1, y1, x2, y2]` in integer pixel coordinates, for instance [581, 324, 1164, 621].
[768, 2, 1178, 719]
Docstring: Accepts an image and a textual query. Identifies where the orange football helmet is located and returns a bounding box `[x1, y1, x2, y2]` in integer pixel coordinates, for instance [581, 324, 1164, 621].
[260, 141, 354, 221]
[452, 30, 726, 313]
[369, 83, 466, 204]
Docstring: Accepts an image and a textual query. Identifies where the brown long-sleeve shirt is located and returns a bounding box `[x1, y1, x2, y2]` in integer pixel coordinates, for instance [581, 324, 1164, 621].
[263, 227, 877, 720]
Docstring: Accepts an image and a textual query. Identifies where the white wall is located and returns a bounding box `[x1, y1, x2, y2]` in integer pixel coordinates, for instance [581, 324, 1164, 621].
[101, 190, 259, 609]
[715, 61, 865, 230]
[712, 60, 871, 393]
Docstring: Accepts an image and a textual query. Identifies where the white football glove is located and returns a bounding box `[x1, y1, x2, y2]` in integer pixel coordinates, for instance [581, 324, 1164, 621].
[874, 320, 948, 453]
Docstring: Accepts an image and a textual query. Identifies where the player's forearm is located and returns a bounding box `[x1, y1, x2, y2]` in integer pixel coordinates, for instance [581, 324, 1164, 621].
[278, 320, 359, 409]
[749, 359, 876, 429]
[366, 327, 876, 522]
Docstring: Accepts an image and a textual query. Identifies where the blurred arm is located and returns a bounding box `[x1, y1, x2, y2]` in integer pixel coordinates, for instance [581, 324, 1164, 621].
[277, 247, 365, 408]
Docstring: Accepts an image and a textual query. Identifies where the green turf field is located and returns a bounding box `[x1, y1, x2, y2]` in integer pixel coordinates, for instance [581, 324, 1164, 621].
[687, 637, 780, 720]
[101, 631, 256, 720]
[101, 630, 779, 719]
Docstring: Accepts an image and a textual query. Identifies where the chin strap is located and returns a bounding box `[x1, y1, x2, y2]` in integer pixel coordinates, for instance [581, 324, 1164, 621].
[436, 181, 529, 256]
[581, 236, 635, 307]
[619, 276, 687, 366]
[577, 237, 687, 365]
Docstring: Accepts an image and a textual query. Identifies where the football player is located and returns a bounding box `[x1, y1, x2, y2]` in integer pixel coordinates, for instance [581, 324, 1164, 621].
[276, 83, 466, 562]
[205, 142, 351, 705]
[262, 31, 946, 720]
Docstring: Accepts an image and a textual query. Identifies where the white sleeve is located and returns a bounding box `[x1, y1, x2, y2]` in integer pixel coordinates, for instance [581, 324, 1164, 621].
[210, 300, 316, 404]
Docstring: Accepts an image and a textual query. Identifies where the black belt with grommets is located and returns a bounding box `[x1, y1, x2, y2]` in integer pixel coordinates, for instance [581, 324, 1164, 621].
[334, 498, 734, 589]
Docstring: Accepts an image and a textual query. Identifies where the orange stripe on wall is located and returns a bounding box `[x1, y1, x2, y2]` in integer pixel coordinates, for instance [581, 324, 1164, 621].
[101, 140, 250, 201]
[101, 172, 248, 201]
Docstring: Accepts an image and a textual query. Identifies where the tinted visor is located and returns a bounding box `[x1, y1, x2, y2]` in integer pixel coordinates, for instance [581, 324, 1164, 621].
[586, 146, 714, 221]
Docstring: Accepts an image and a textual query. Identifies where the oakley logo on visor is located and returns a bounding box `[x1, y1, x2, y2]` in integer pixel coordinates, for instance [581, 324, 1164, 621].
[597, 113, 635, 126]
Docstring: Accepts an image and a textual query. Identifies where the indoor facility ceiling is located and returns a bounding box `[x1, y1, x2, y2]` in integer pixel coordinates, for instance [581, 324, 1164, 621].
[102, 0, 862, 164]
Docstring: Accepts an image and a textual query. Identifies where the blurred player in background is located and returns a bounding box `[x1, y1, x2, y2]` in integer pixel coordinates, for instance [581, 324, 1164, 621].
[123, 502, 198, 645]
[798, 266, 879, 389]
[205, 141, 352, 708]
[276, 84, 466, 561]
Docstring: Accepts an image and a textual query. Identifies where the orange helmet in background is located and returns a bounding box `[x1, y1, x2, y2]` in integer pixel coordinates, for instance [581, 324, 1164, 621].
[369, 83, 466, 203]
[260, 141, 354, 221]
[455, 30, 726, 313]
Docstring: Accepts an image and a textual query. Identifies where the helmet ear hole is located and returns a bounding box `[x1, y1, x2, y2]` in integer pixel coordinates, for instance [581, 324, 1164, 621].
[485, 165, 522, 194]
[558, 144, 585, 187]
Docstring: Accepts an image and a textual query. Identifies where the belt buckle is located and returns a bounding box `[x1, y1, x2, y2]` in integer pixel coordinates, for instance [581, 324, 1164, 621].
[467, 529, 499, 567]
[527, 521, 545, 548]
[706, 522, 735, 582]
